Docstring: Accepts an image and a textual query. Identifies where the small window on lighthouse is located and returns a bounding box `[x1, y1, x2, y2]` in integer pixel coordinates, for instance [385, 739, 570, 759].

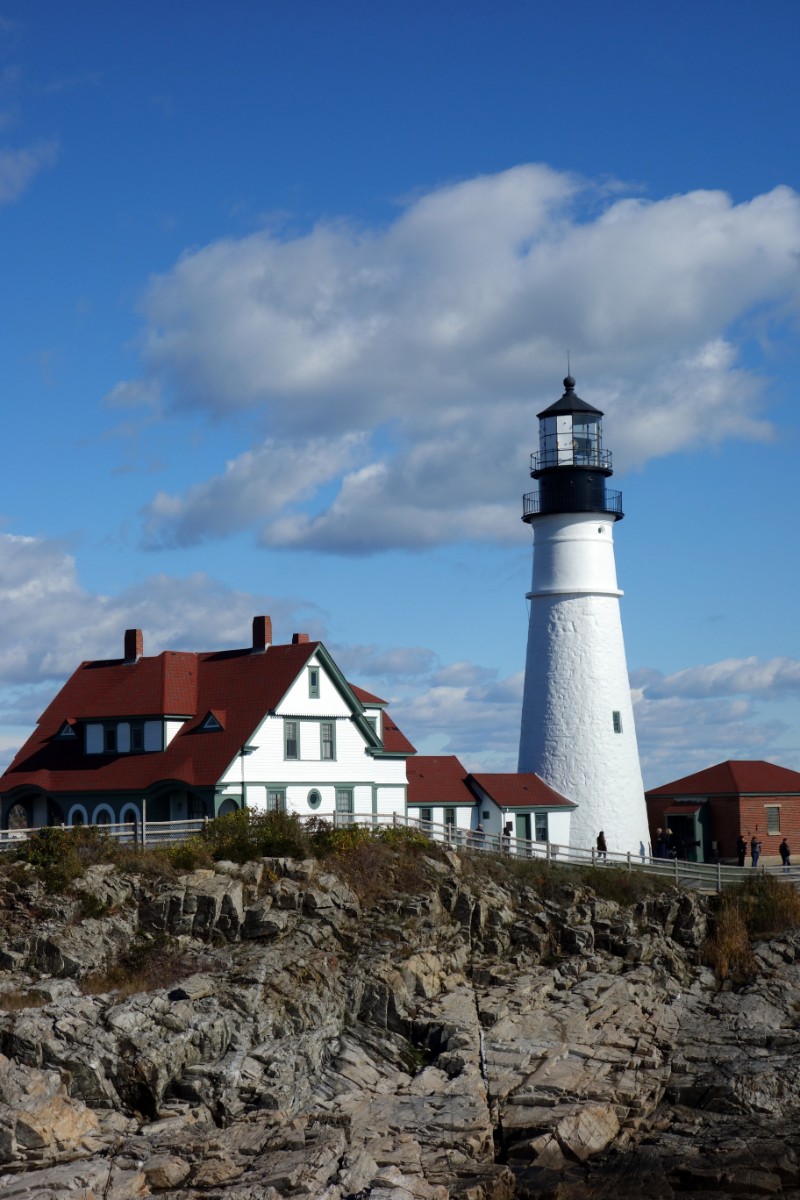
[612, 711, 623, 734]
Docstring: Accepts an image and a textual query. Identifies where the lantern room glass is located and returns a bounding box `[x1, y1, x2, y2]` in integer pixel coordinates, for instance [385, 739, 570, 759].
[538, 412, 603, 468]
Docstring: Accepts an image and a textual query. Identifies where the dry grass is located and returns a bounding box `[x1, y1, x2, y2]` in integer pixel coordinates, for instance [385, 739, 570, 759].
[700, 904, 757, 982]
[0, 989, 47, 1012]
[701, 876, 800, 983]
[329, 838, 433, 906]
[81, 936, 209, 998]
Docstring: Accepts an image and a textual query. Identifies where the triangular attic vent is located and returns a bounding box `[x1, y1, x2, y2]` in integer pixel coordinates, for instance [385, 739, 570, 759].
[57, 720, 77, 739]
[200, 711, 224, 731]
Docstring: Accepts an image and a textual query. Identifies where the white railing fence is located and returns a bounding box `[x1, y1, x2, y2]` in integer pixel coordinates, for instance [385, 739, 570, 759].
[1, 810, 797, 894]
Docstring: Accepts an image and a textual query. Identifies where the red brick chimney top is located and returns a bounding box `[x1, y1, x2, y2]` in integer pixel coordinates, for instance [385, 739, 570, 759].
[252, 615, 272, 653]
[124, 628, 143, 664]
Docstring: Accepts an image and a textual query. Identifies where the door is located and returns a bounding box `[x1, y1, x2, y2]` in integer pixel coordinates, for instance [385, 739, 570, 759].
[667, 814, 701, 862]
[515, 813, 531, 854]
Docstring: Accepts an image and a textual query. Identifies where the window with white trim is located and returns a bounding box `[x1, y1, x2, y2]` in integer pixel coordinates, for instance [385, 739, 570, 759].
[535, 812, 549, 841]
[308, 667, 320, 698]
[766, 806, 781, 834]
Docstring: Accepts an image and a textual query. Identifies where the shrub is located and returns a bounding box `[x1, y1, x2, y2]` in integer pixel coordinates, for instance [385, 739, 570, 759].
[377, 825, 431, 851]
[17, 825, 116, 892]
[201, 809, 311, 862]
[166, 836, 213, 872]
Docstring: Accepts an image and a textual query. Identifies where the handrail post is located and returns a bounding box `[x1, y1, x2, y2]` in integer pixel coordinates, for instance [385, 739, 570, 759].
[141, 799, 147, 849]
[627, 851, 631, 872]
[546, 841, 551, 866]
[717, 859, 722, 894]
[591, 847, 596, 867]
[674, 854, 679, 882]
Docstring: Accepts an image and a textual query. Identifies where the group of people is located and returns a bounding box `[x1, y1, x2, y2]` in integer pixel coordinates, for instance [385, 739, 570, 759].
[735, 833, 790, 869]
[652, 827, 679, 860]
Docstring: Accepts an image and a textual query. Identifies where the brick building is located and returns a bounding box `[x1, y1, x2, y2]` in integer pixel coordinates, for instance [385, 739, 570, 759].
[645, 760, 800, 864]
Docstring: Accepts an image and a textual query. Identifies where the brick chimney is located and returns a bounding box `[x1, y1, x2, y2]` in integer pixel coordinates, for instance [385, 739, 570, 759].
[292, 632, 309, 644]
[252, 615, 272, 654]
[124, 628, 143, 664]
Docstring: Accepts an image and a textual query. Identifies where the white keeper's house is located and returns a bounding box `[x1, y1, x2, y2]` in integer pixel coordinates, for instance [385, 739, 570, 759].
[0, 615, 576, 840]
[0, 617, 415, 831]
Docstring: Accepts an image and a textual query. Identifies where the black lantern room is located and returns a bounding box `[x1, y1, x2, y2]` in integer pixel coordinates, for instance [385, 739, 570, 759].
[522, 376, 623, 522]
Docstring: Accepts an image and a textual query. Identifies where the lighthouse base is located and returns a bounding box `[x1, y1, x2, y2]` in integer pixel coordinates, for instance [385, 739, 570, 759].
[518, 591, 650, 858]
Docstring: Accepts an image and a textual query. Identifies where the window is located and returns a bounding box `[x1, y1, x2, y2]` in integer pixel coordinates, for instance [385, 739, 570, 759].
[335, 789, 353, 819]
[284, 720, 299, 760]
[132, 724, 144, 752]
[307, 789, 321, 810]
[766, 806, 781, 834]
[86, 724, 103, 754]
[321, 721, 335, 760]
[420, 807, 433, 829]
[200, 712, 223, 731]
[444, 809, 456, 840]
[612, 711, 622, 734]
[308, 667, 320, 698]
[267, 789, 286, 813]
[535, 812, 549, 842]
[365, 716, 377, 734]
[104, 726, 117, 753]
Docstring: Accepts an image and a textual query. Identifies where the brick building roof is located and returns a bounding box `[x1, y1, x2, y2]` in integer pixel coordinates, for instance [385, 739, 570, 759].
[646, 760, 800, 799]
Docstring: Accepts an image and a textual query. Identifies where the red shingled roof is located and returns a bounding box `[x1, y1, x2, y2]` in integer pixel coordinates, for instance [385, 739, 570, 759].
[646, 760, 800, 799]
[407, 755, 475, 806]
[406, 758, 575, 810]
[350, 684, 387, 706]
[470, 773, 576, 809]
[1, 639, 415, 796]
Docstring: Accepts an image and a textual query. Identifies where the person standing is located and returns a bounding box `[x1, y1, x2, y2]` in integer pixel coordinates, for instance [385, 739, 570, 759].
[751, 834, 762, 868]
[596, 831, 607, 863]
[736, 834, 747, 868]
[780, 838, 791, 870]
[654, 828, 666, 859]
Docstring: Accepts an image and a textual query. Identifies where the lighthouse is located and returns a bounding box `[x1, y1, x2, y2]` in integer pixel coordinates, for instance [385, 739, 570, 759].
[517, 376, 650, 856]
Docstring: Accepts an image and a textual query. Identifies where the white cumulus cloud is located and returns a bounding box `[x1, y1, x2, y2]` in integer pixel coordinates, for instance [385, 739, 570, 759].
[121, 165, 800, 555]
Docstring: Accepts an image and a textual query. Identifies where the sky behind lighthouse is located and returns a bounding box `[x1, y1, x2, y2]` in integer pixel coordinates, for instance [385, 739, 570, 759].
[1, 0, 800, 788]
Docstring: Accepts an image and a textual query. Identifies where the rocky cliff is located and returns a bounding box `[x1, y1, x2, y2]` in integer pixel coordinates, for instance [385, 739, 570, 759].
[0, 848, 798, 1199]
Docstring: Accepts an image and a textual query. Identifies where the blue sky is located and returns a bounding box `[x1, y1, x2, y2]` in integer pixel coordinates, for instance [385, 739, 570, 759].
[1, 0, 799, 787]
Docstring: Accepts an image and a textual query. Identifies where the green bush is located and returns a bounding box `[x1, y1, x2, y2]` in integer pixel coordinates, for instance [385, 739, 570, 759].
[17, 825, 115, 892]
[201, 809, 312, 862]
[377, 825, 431, 851]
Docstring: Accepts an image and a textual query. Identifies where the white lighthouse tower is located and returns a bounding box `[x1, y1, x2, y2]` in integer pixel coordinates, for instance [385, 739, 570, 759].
[517, 375, 650, 856]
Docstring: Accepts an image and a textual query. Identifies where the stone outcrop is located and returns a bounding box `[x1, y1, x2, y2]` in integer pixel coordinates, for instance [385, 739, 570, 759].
[0, 853, 798, 1197]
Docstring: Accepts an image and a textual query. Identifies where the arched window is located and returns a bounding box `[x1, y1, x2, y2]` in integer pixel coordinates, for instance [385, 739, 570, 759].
[67, 804, 89, 827]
